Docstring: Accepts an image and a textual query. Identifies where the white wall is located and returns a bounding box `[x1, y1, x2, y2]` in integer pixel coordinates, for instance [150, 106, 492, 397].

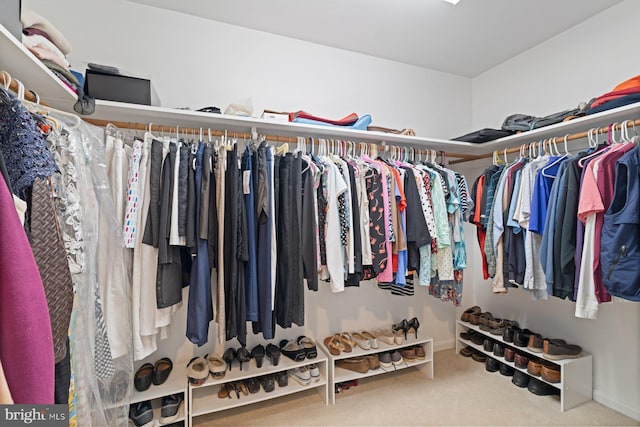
[22, 0, 472, 378]
[468, 1, 640, 419]
[24, 0, 471, 140]
[472, 0, 640, 131]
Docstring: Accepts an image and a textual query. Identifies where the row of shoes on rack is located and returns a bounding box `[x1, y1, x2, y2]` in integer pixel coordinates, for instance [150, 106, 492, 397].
[128, 394, 183, 427]
[460, 346, 560, 397]
[134, 357, 173, 392]
[336, 345, 426, 373]
[186, 336, 318, 385]
[323, 318, 420, 355]
[461, 307, 582, 360]
[216, 364, 321, 399]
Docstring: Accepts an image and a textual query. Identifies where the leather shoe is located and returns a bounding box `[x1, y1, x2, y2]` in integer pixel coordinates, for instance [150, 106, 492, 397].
[512, 370, 530, 388]
[527, 359, 542, 376]
[461, 306, 481, 322]
[514, 329, 533, 347]
[336, 357, 369, 373]
[528, 377, 560, 396]
[471, 352, 487, 363]
[544, 341, 582, 360]
[514, 353, 530, 369]
[460, 346, 474, 357]
[499, 363, 515, 376]
[503, 324, 520, 343]
[483, 338, 495, 352]
[470, 334, 485, 346]
[485, 357, 500, 373]
[414, 345, 426, 360]
[541, 363, 561, 383]
[528, 333, 544, 353]
[134, 363, 154, 392]
[153, 358, 173, 386]
[504, 347, 516, 362]
[493, 343, 505, 358]
[460, 330, 478, 341]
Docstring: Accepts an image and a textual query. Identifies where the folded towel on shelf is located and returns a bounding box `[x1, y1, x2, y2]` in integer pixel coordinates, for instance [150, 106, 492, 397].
[22, 34, 70, 68]
[21, 8, 72, 55]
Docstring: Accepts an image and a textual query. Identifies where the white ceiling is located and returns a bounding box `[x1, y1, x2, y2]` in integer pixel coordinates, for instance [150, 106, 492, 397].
[130, 0, 621, 77]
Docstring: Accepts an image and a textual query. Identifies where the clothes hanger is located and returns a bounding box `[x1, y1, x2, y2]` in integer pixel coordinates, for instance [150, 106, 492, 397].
[541, 137, 568, 178]
[578, 127, 607, 168]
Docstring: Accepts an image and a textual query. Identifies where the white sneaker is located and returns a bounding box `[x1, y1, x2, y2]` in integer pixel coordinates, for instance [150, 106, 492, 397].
[289, 367, 311, 385]
[308, 364, 320, 382]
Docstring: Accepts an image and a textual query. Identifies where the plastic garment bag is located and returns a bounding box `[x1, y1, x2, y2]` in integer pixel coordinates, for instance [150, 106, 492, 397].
[43, 106, 132, 427]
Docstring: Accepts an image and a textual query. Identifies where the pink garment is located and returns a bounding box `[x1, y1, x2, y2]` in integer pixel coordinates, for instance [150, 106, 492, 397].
[0, 173, 54, 404]
[376, 162, 394, 282]
[27, 46, 70, 69]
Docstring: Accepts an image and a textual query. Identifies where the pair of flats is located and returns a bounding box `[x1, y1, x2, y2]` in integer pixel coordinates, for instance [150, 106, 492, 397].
[134, 357, 173, 392]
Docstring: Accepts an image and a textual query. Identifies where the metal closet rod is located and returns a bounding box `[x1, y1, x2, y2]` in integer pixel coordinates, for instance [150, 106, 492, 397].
[449, 119, 640, 165]
[84, 118, 478, 161]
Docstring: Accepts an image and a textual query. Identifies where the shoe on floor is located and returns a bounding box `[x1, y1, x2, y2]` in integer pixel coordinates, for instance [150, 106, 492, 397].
[459, 346, 474, 357]
[471, 351, 487, 363]
[289, 367, 311, 385]
[528, 377, 560, 396]
[159, 394, 183, 425]
[129, 400, 153, 427]
[485, 357, 500, 373]
[512, 370, 530, 388]
[499, 363, 515, 377]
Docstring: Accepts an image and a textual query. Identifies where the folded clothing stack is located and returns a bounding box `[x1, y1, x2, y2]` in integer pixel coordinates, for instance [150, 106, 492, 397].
[21, 8, 94, 114]
[586, 74, 640, 115]
[21, 8, 78, 92]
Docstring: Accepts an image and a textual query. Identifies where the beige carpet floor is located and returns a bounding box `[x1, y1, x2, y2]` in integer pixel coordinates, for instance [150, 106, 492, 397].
[193, 349, 638, 426]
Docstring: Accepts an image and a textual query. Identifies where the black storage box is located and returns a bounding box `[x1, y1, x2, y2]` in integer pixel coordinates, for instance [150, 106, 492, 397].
[1, 0, 22, 41]
[84, 69, 161, 106]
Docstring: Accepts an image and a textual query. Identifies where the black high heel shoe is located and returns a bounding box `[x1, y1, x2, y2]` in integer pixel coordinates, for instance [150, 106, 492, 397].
[236, 347, 251, 371]
[251, 344, 266, 368]
[407, 317, 420, 339]
[222, 348, 236, 371]
[392, 319, 409, 340]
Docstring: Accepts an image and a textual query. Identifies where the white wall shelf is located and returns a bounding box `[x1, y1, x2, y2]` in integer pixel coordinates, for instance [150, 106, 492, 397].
[321, 335, 433, 405]
[5, 23, 640, 159]
[455, 320, 593, 412]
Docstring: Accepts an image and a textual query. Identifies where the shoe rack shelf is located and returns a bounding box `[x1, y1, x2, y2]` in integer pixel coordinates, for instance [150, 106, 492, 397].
[187, 354, 328, 427]
[455, 320, 592, 412]
[321, 336, 434, 405]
